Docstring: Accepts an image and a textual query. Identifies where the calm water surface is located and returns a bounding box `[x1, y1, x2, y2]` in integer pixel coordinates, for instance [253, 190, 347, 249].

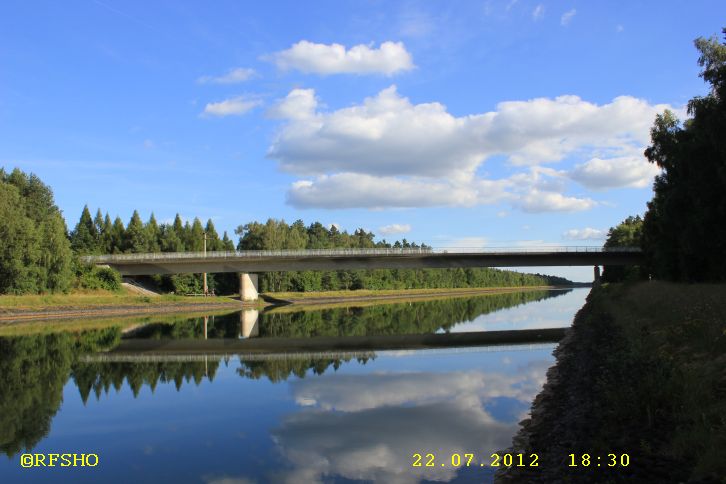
[0, 288, 588, 483]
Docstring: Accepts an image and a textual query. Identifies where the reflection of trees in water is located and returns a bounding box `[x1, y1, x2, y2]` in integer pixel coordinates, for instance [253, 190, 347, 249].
[0, 290, 570, 456]
[131, 290, 569, 341]
[238, 355, 373, 383]
[72, 359, 221, 400]
[0, 328, 121, 457]
[129, 314, 242, 340]
[259, 289, 567, 338]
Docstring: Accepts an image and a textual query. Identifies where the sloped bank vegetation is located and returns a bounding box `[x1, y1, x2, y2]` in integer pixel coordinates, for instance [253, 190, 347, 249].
[498, 282, 726, 482]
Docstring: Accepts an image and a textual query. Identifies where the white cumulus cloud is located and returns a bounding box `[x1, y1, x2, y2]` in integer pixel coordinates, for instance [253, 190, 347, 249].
[270, 40, 414, 75]
[197, 67, 257, 84]
[378, 224, 412, 236]
[516, 190, 596, 213]
[563, 227, 606, 240]
[267, 86, 672, 210]
[202, 96, 261, 117]
[569, 156, 660, 189]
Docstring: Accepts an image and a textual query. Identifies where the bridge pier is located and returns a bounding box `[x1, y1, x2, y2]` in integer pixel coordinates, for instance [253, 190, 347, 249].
[239, 273, 259, 301]
[593, 265, 601, 286]
[240, 309, 259, 338]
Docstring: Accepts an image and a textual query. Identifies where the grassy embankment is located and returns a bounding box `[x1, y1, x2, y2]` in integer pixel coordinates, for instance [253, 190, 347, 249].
[0, 289, 240, 311]
[0, 285, 558, 314]
[501, 281, 726, 482]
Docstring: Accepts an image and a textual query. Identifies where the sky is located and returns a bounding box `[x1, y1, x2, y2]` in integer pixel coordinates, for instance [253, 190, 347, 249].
[1, 1, 723, 281]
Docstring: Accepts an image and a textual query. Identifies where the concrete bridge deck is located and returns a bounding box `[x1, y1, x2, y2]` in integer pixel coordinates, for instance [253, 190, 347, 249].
[83, 246, 642, 276]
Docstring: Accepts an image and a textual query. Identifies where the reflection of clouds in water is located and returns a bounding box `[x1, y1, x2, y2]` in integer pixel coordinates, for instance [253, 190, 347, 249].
[273, 360, 552, 483]
[290, 367, 549, 413]
[452, 289, 589, 332]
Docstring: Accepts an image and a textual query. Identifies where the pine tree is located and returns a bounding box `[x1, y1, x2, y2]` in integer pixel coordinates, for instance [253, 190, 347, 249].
[110, 216, 126, 254]
[124, 210, 147, 253]
[70, 205, 98, 254]
[204, 219, 220, 251]
[146, 213, 161, 252]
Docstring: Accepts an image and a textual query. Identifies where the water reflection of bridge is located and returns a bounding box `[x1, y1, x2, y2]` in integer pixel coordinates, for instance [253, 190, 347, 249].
[94, 326, 566, 361]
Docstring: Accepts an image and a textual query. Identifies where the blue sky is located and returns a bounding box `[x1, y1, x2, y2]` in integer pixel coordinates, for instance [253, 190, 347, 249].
[1, 1, 723, 280]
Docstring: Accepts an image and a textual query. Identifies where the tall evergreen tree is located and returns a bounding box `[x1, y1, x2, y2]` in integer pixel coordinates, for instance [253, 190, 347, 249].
[70, 205, 98, 254]
[110, 216, 126, 254]
[189, 218, 204, 252]
[221, 231, 235, 251]
[145, 213, 161, 252]
[124, 210, 147, 253]
[99, 213, 113, 254]
[204, 219, 221, 251]
[160, 224, 184, 252]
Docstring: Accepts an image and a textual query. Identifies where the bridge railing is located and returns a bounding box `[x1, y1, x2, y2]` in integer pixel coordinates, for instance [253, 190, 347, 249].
[81, 246, 641, 264]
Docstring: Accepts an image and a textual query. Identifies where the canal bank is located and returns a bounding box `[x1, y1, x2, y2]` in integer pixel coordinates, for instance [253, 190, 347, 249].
[497, 281, 726, 483]
[0, 286, 568, 323]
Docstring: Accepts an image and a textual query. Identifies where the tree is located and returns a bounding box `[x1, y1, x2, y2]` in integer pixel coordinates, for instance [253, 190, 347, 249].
[602, 216, 644, 282]
[70, 205, 98, 254]
[99, 213, 113, 254]
[0, 168, 73, 293]
[124, 210, 147, 253]
[110, 216, 126, 253]
[204, 219, 221, 251]
[642, 29, 726, 281]
[145, 213, 161, 252]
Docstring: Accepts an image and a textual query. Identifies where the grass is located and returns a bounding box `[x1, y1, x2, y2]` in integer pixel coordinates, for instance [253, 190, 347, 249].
[583, 281, 726, 479]
[0, 288, 240, 312]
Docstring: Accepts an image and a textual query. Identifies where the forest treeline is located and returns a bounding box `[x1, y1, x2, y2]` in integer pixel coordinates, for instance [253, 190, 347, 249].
[604, 31, 726, 283]
[0, 170, 571, 294]
[69, 207, 571, 293]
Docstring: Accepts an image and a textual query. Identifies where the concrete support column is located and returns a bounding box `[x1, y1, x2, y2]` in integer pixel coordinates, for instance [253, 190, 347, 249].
[239, 273, 259, 301]
[593, 265, 602, 286]
[240, 309, 259, 338]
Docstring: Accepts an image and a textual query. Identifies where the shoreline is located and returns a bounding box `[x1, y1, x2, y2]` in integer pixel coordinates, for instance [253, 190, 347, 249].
[0, 285, 578, 323]
[496, 282, 726, 482]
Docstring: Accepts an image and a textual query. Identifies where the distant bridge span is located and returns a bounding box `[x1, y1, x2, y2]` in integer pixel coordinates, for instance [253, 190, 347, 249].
[84, 247, 643, 300]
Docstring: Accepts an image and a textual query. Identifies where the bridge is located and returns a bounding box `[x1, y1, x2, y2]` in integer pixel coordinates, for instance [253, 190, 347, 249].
[83, 246, 643, 301]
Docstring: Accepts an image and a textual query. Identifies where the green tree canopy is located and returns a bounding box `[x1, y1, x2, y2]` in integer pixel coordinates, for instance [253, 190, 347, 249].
[0, 168, 73, 294]
[642, 30, 726, 281]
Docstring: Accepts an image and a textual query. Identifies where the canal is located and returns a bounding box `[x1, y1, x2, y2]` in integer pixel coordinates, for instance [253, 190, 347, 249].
[0, 288, 589, 483]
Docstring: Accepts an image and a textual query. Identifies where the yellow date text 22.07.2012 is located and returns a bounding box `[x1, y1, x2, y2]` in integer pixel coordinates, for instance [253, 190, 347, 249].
[412, 453, 539, 468]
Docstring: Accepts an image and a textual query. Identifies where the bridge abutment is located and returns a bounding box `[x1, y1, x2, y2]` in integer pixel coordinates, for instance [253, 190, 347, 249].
[239, 273, 259, 301]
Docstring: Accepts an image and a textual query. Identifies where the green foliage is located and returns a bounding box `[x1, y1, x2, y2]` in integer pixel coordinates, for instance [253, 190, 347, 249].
[642, 30, 726, 281]
[0, 168, 73, 294]
[602, 216, 644, 282]
[0, 328, 121, 457]
[70, 205, 98, 254]
[74, 261, 122, 291]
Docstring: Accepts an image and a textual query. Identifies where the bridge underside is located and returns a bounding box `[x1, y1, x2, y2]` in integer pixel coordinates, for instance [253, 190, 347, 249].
[105, 252, 643, 276]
